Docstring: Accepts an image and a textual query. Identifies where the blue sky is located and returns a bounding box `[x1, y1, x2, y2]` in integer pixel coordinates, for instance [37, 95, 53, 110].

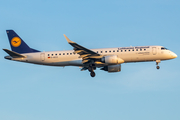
[0, 0, 180, 120]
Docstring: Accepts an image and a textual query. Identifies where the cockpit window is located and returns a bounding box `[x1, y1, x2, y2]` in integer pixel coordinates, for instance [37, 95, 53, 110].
[161, 47, 168, 50]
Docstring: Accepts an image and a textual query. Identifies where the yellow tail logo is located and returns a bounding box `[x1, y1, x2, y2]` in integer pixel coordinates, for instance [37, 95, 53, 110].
[11, 37, 21, 47]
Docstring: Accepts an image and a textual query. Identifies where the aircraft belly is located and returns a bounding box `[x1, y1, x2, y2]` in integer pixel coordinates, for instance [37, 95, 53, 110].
[69, 60, 83, 66]
[50, 59, 83, 66]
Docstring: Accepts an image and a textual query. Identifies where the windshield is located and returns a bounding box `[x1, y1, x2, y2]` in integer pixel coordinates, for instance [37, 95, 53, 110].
[161, 47, 168, 50]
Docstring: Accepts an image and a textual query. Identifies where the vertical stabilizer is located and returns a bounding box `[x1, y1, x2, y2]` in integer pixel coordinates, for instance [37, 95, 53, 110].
[6, 30, 40, 53]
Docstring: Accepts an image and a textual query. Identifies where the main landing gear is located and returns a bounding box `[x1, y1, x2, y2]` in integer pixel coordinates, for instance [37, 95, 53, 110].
[88, 64, 96, 77]
[90, 71, 95, 77]
[156, 60, 161, 70]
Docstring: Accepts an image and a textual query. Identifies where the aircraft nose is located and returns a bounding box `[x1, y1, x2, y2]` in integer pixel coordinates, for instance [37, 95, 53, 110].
[171, 52, 177, 58]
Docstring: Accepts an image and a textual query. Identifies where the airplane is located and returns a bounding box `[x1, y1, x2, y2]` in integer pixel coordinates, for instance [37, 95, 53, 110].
[3, 30, 177, 77]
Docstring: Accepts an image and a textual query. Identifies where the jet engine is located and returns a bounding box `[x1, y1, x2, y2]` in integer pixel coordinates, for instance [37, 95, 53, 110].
[101, 64, 121, 72]
[101, 55, 124, 64]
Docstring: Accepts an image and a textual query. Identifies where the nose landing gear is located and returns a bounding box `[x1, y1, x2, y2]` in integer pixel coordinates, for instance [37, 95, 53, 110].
[156, 65, 160, 69]
[156, 60, 161, 70]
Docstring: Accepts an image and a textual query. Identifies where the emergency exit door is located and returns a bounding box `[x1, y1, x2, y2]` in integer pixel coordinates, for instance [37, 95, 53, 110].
[40, 53, 45, 61]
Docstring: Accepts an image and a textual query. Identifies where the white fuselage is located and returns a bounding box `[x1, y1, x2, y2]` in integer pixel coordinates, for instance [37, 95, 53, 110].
[10, 45, 177, 68]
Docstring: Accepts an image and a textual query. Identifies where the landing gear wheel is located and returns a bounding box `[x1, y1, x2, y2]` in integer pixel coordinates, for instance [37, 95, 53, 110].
[156, 66, 160, 69]
[90, 72, 96, 77]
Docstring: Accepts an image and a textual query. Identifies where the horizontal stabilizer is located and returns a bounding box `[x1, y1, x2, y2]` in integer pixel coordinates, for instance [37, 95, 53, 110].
[3, 49, 26, 58]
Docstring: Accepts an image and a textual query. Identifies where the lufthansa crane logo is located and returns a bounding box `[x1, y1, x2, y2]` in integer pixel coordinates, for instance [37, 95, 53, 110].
[11, 37, 21, 47]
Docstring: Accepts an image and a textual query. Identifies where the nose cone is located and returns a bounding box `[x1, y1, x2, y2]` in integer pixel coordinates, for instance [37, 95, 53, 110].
[171, 52, 177, 59]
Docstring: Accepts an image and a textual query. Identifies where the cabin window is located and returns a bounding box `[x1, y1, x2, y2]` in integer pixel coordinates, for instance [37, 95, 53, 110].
[132, 49, 134, 51]
[55, 54, 57, 55]
[136, 49, 138, 51]
[140, 49, 142, 51]
[97, 51, 98, 53]
[121, 50, 123, 52]
[67, 53, 69, 55]
[63, 53, 65, 55]
[129, 50, 130, 51]
[113, 50, 115, 52]
[59, 53, 61, 55]
[52, 54, 53, 56]
[144, 49, 146, 51]
[70, 53, 72, 55]
[125, 50, 126, 52]
[105, 51, 107, 53]
[48, 54, 50, 56]
[109, 51, 111, 53]
[101, 51, 103, 53]
[117, 50, 119, 52]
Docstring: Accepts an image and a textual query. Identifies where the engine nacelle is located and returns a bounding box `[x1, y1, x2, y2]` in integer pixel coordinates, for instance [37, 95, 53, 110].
[101, 64, 121, 72]
[101, 55, 124, 64]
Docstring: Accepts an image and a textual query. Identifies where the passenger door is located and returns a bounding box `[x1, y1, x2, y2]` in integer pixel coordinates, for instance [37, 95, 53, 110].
[152, 47, 157, 55]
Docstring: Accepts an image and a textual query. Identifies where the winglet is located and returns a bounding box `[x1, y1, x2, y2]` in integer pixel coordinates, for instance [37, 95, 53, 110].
[63, 34, 75, 43]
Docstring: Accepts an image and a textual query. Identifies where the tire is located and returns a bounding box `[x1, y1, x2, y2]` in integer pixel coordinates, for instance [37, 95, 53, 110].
[156, 66, 160, 69]
[90, 72, 96, 77]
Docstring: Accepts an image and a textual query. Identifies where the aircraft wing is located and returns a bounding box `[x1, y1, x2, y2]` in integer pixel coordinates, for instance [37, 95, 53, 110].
[64, 34, 103, 64]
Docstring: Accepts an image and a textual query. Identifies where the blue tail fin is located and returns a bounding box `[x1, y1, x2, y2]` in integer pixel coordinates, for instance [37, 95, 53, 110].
[6, 30, 40, 54]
